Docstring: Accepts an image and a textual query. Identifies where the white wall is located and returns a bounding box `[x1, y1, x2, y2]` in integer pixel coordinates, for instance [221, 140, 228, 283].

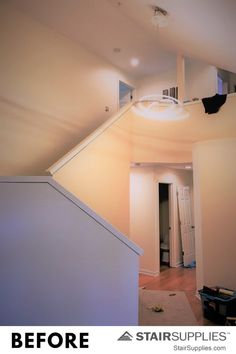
[0, 177, 141, 325]
[130, 165, 193, 275]
[136, 58, 217, 102]
[0, 2, 135, 175]
[130, 167, 158, 275]
[53, 113, 132, 236]
[136, 68, 176, 99]
[193, 139, 236, 291]
[185, 58, 217, 101]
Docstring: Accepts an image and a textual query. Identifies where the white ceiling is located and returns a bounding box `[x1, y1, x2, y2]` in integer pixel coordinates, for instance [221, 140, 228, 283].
[9, 0, 236, 78]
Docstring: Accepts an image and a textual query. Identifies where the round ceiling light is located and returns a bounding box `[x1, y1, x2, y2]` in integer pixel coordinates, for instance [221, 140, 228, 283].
[130, 57, 140, 67]
[132, 94, 189, 121]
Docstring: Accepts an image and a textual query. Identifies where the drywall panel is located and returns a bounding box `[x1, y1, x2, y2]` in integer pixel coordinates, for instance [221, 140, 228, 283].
[54, 119, 132, 236]
[136, 68, 176, 99]
[185, 58, 217, 101]
[130, 167, 158, 274]
[193, 139, 236, 291]
[0, 179, 139, 325]
[0, 2, 135, 175]
[131, 133, 192, 164]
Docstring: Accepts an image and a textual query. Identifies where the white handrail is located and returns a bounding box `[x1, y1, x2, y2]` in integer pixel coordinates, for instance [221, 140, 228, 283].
[47, 93, 236, 175]
[47, 103, 133, 175]
[0, 176, 143, 256]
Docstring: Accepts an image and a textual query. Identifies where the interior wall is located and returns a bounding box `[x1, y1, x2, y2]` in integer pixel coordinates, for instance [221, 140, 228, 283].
[130, 165, 193, 275]
[131, 133, 192, 164]
[136, 67, 176, 99]
[130, 166, 158, 274]
[53, 118, 132, 236]
[0, 2, 135, 175]
[0, 178, 140, 325]
[185, 58, 217, 101]
[193, 138, 236, 291]
[136, 57, 217, 102]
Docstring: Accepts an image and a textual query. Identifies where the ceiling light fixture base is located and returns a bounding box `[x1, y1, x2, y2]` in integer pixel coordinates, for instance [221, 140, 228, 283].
[151, 5, 169, 28]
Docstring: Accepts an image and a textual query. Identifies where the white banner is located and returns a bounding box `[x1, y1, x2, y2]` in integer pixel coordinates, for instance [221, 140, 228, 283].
[0, 326, 236, 354]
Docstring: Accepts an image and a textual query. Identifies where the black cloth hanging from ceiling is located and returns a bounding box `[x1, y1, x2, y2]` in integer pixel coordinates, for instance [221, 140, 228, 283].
[202, 94, 227, 114]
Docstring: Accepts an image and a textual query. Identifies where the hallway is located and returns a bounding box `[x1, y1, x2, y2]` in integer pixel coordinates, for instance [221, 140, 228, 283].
[139, 267, 213, 325]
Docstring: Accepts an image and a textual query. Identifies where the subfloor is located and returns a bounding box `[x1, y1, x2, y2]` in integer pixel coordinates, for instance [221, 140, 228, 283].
[139, 266, 214, 325]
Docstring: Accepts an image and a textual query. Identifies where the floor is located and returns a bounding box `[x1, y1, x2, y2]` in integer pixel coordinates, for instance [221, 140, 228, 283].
[139, 266, 214, 325]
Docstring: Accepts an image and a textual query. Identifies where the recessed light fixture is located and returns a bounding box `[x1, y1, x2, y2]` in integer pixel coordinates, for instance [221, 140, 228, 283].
[130, 57, 139, 67]
[185, 165, 192, 170]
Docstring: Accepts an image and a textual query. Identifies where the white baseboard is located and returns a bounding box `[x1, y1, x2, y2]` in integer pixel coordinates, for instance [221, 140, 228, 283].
[139, 268, 160, 277]
[171, 261, 183, 268]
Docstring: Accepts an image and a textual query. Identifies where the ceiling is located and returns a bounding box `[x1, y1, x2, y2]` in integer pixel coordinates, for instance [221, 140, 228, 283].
[8, 0, 236, 78]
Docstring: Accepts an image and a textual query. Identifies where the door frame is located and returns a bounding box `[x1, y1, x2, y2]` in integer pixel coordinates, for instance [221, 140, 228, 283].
[118, 80, 134, 110]
[156, 181, 179, 272]
[177, 186, 195, 266]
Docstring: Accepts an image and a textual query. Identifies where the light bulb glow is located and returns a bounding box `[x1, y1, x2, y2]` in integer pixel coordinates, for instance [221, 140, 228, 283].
[132, 94, 189, 121]
[130, 58, 140, 67]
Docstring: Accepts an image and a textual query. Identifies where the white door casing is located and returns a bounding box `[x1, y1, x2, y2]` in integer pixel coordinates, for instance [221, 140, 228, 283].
[177, 186, 195, 266]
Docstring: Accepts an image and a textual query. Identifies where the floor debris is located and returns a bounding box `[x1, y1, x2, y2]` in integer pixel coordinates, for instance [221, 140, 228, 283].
[147, 305, 164, 313]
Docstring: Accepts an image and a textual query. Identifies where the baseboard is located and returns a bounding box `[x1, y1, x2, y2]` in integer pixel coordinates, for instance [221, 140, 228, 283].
[171, 261, 183, 268]
[139, 269, 160, 277]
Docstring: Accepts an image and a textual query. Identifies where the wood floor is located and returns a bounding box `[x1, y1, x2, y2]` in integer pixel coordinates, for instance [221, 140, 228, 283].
[139, 266, 214, 325]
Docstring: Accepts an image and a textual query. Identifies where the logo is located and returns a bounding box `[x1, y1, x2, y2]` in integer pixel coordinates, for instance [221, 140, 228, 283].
[11, 332, 89, 349]
[117, 331, 133, 341]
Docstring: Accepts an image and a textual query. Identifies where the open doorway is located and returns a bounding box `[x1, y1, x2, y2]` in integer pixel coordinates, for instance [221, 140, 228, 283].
[158, 181, 185, 272]
[130, 165, 194, 277]
[119, 81, 134, 109]
[159, 183, 171, 271]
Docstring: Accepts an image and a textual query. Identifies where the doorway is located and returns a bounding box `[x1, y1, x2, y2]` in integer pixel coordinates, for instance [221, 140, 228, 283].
[159, 183, 171, 270]
[119, 81, 134, 109]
